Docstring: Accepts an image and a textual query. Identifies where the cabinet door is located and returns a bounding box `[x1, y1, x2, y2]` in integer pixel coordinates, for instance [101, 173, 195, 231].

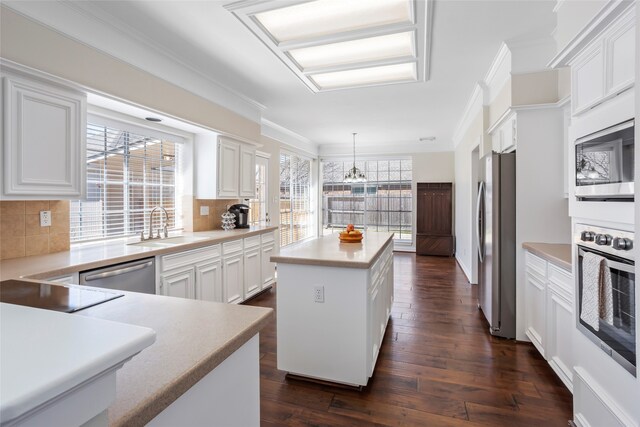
[223, 253, 244, 304]
[501, 118, 516, 153]
[161, 267, 195, 299]
[547, 287, 574, 390]
[524, 270, 547, 357]
[605, 11, 635, 96]
[239, 145, 256, 199]
[244, 247, 261, 299]
[261, 243, 276, 287]
[572, 42, 605, 114]
[195, 259, 223, 303]
[3, 75, 86, 198]
[217, 139, 240, 198]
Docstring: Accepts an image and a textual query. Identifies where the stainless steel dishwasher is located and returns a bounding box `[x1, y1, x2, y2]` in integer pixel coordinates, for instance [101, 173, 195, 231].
[79, 258, 156, 294]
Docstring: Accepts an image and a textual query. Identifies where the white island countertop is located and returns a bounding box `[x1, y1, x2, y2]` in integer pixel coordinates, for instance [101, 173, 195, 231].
[271, 232, 394, 269]
[0, 303, 156, 426]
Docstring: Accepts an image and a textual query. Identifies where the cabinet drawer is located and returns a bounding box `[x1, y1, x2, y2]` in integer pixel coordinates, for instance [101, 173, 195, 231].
[244, 235, 261, 249]
[261, 231, 275, 244]
[548, 264, 573, 297]
[525, 252, 547, 277]
[222, 239, 243, 255]
[161, 244, 220, 272]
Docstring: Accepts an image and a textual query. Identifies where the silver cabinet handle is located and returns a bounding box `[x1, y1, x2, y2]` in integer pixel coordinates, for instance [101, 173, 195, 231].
[476, 181, 485, 263]
[83, 260, 153, 282]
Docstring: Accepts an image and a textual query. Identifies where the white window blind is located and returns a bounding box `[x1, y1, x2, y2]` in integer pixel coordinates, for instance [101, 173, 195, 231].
[280, 152, 313, 247]
[70, 119, 183, 243]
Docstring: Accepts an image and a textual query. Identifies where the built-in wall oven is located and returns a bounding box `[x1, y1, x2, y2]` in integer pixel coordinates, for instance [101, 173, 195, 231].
[575, 224, 635, 376]
[575, 119, 634, 200]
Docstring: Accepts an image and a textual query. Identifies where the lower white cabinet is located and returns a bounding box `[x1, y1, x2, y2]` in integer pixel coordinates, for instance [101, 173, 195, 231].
[223, 251, 244, 304]
[158, 231, 277, 305]
[524, 251, 574, 391]
[162, 267, 195, 299]
[195, 259, 223, 303]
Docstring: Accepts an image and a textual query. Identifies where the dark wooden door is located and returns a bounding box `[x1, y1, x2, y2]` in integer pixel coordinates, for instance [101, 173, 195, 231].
[416, 183, 454, 256]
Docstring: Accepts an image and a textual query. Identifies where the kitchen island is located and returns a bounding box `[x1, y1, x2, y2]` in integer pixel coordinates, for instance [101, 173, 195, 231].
[271, 232, 394, 387]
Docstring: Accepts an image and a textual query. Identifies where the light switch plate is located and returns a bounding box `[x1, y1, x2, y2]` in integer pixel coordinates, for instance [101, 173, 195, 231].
[200, 206, 210, 216]
[40, 210, 51, 227]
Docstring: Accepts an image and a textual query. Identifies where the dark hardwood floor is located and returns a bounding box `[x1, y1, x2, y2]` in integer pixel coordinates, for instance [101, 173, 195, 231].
[245, 253, 573, 426]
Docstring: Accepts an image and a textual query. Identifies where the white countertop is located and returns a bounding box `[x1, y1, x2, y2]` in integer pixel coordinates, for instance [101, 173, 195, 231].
[0, 303, 156, 425]
[271, 232, 394, 269]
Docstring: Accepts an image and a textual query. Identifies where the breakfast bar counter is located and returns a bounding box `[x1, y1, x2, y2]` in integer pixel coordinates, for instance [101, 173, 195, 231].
[272, 232, 394, 387]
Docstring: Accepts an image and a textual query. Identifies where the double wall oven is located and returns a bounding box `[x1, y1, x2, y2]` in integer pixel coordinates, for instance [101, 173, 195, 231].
[575, 224, 636, 376]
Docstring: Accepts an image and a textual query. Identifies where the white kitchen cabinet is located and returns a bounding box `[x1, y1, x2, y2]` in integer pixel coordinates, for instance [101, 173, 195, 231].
[222, 239, 244, 304]
[222, 252, 244, 304]
[546, 264, 574, 391]
[239, 145, 257, 198]
[218, 138, 241, 198]
[195, 259, 223, 303]
[195, 135, 257, 199]
[571, 7, 635, 115]
[243, 247, 261, 299]
[159, 244, 221, 300]
[2, 71, 86, 199]
[489, 113, 517, 153]
[260, 231, 277, 289]
[161, 266, 195, 299]
[525, 252, 548, 357]
[524, 250, 575, 391]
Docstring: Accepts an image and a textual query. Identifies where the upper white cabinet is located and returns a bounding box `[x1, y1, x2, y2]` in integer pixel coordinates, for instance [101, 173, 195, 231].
[571, 7, 635, 115]
[239, 145, 256, 198]
[489, 113, 517, 153]
[196, 135, 257, 199]
[2, 71, 86, 199]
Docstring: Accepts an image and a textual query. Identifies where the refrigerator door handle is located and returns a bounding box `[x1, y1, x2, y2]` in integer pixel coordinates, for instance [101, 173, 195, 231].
[476, 181, 485, 262]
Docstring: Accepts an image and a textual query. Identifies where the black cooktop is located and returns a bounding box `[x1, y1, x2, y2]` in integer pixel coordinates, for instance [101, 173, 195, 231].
[0, 279, 124, 313]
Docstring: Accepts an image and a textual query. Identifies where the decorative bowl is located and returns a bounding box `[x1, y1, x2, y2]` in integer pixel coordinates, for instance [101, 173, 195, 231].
[339, 231, 363, 243]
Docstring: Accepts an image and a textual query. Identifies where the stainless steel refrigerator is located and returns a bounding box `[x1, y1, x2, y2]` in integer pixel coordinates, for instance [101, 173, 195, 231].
[476, 152, 516, 339]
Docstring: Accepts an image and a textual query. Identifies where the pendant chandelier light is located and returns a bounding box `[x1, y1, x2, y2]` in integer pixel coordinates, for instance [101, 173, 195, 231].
[344, 132, 366, 183]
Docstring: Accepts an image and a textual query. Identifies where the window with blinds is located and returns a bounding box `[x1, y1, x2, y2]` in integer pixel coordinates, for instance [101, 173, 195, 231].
[70, 120, 182, 243]
[280, 152, 313, 247]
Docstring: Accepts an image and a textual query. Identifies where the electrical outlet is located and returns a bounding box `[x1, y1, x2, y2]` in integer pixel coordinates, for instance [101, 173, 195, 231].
[40, 210, 51, 227]
[313, 286, 324, 303]
[200, 206, 210, 216]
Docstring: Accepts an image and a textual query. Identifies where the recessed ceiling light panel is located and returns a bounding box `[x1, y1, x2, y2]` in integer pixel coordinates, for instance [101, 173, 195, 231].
[289, 31, 415, 70]
[311, 62, 417, 90]
[254, 0, 413, 43]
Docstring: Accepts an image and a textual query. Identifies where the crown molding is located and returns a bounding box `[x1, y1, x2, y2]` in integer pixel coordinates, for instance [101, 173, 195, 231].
[2, 0, 266, 122]
[483, 42, 511, 89]
[452, 83, 486, 147]
[548, 0, 635, 68]
[261, 118, 319, 156]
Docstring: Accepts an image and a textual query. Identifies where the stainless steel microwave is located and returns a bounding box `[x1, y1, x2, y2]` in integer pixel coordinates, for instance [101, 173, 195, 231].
[575, 119, 634, 201]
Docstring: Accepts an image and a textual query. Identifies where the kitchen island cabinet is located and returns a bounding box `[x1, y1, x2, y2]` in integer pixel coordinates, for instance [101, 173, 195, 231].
[271, 232, 394, 387]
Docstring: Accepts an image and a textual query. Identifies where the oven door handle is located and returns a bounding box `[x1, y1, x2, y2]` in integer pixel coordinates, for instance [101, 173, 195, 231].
[578, 248, 635, 274]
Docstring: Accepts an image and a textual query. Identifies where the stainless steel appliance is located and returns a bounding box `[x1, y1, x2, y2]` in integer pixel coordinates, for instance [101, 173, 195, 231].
[575, 119, 634, 200]
[229, 204, 250, 229]
[575, 223, 635, 376]
[476, 152, 516, 339]
[0, 279, 123, 312]
[80, 258, 156, 294]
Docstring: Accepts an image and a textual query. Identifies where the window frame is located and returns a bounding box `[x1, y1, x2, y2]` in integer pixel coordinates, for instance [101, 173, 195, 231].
[320, 156, 413, 245]
[70, 112, 187, 244]
[280, 149, 316, 247]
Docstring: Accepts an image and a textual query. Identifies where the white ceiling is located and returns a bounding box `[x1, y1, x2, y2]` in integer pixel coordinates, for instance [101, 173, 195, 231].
[14, 0, 558, 150]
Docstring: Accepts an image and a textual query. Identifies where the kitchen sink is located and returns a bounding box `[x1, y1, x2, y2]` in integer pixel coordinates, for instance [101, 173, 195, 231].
[128, 236, 209, 248]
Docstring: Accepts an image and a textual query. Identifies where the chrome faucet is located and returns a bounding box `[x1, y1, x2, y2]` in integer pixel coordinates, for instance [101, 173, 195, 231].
[141, 206, 168, 241]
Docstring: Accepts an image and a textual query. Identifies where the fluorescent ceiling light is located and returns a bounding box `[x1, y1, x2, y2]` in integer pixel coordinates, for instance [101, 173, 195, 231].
[255, 0, 412, 43]
[311, 62, 417, 90]
[289, 31, 415, 69]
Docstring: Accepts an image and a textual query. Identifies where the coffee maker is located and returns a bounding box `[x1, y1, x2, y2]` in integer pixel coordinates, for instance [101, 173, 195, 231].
[228, 204, 250, 229]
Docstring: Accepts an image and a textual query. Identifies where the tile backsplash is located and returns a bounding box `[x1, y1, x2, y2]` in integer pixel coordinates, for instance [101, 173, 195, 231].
[0, 200, 70, 260]
[192, 199, 239, 232]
